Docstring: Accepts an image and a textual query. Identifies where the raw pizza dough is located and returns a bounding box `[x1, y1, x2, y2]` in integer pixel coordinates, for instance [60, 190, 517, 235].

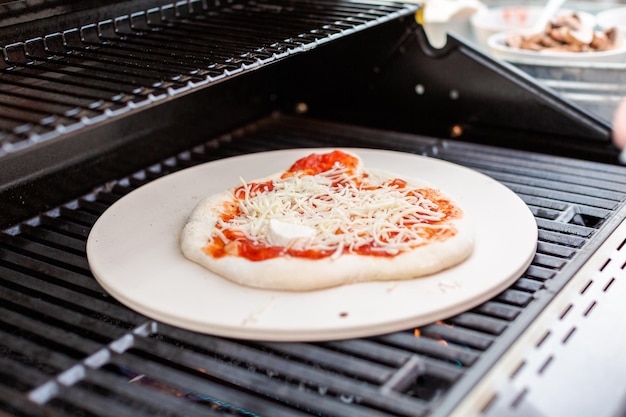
[181, 151, 474, 291]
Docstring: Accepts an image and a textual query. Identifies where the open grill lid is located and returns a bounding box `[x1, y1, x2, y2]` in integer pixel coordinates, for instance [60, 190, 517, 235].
[0, 0, 612, 155]
[0, 0, 617, 228]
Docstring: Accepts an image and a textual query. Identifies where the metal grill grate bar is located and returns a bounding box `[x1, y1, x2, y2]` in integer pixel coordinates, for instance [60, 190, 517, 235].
[0, 355, 53, 390]
[439, 145, 626, 190]
[131, 326, 430, 417]
[0, 383, 51, 417]
[0, 233, 90, 272]
[257, 342, 395, 384]
[79, 367, 228, 417]
[377, 332, 480, 368]
[103, 348, 316, 417]
[0, 288, 130, 344]
[0, 260, 139, 325]
[52, 383, 178, 417]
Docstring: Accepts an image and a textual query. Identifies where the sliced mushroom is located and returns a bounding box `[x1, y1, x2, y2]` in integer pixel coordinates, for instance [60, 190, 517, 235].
[548, 26, 570, 43]
[565, 26, 594, 46]
[538, 34, 561, 48]
[590, 30, 617, 51]
[551, 13, 582, 31]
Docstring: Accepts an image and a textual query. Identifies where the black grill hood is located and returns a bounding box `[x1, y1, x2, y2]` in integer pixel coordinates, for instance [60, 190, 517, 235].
[0, 0, 617, 228]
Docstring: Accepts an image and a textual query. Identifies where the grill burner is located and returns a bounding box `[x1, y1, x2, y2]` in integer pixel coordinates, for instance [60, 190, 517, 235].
[2, 115, 626, 417]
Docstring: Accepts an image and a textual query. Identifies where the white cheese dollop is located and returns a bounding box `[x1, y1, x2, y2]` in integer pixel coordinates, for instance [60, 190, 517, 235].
[266, 219, 316, 248]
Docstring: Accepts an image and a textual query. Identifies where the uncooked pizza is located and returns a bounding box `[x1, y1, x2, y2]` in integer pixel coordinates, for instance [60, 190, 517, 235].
[181, 150, 474, 290]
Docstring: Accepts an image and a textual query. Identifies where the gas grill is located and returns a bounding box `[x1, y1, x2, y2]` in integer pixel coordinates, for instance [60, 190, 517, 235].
[2, 1, 626, 416]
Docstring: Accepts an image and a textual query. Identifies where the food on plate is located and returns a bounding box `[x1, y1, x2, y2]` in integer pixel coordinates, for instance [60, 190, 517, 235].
[180, 150, 474, 291]
[506, 12, 618, 52]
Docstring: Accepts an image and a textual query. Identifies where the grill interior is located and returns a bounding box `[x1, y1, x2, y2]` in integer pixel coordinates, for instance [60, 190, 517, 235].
[3, 115, 626, 417]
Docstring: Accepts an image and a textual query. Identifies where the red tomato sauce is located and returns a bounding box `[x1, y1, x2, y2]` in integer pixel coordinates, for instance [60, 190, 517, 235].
[204, 238, 337, 261]
[202, 151, 461, 261]
[286, 150, 359, 176]
[415, 188, 462, 220]
[234, 180, 274, 199]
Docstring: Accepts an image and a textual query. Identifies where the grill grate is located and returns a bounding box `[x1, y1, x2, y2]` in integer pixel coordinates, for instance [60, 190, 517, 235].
[0, 0, 414, 156]
[2, 115, 626, 417]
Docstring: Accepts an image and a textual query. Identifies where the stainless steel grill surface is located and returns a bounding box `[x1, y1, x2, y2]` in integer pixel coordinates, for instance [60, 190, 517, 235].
[2, 115, 626, 417]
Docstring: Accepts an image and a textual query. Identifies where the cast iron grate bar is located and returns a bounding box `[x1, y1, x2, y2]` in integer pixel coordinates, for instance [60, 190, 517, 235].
[2, 115, 626, 417]
[130, 331, 428, 417]
[0, 0, 414, 155]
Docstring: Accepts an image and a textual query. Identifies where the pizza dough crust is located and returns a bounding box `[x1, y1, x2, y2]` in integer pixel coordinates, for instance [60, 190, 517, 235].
[181, 167, 474, 291]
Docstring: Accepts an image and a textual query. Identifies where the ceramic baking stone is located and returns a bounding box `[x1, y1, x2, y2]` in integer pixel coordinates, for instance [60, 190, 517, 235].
[87, 148, 537, 341]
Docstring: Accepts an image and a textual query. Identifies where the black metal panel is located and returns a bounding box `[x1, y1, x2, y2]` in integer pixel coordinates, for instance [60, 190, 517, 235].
[296, 28, 615, 159]
[2, 115, 626, 417]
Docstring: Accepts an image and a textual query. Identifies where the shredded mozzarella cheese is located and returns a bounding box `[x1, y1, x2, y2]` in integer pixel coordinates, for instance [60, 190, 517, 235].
[216, 164, 453, 255]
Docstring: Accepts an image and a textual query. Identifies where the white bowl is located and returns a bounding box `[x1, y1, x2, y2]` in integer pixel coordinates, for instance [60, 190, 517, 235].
[471, 6, 595, 49]
[596, 7, 626, 36]
[487, 31, 626, 64]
